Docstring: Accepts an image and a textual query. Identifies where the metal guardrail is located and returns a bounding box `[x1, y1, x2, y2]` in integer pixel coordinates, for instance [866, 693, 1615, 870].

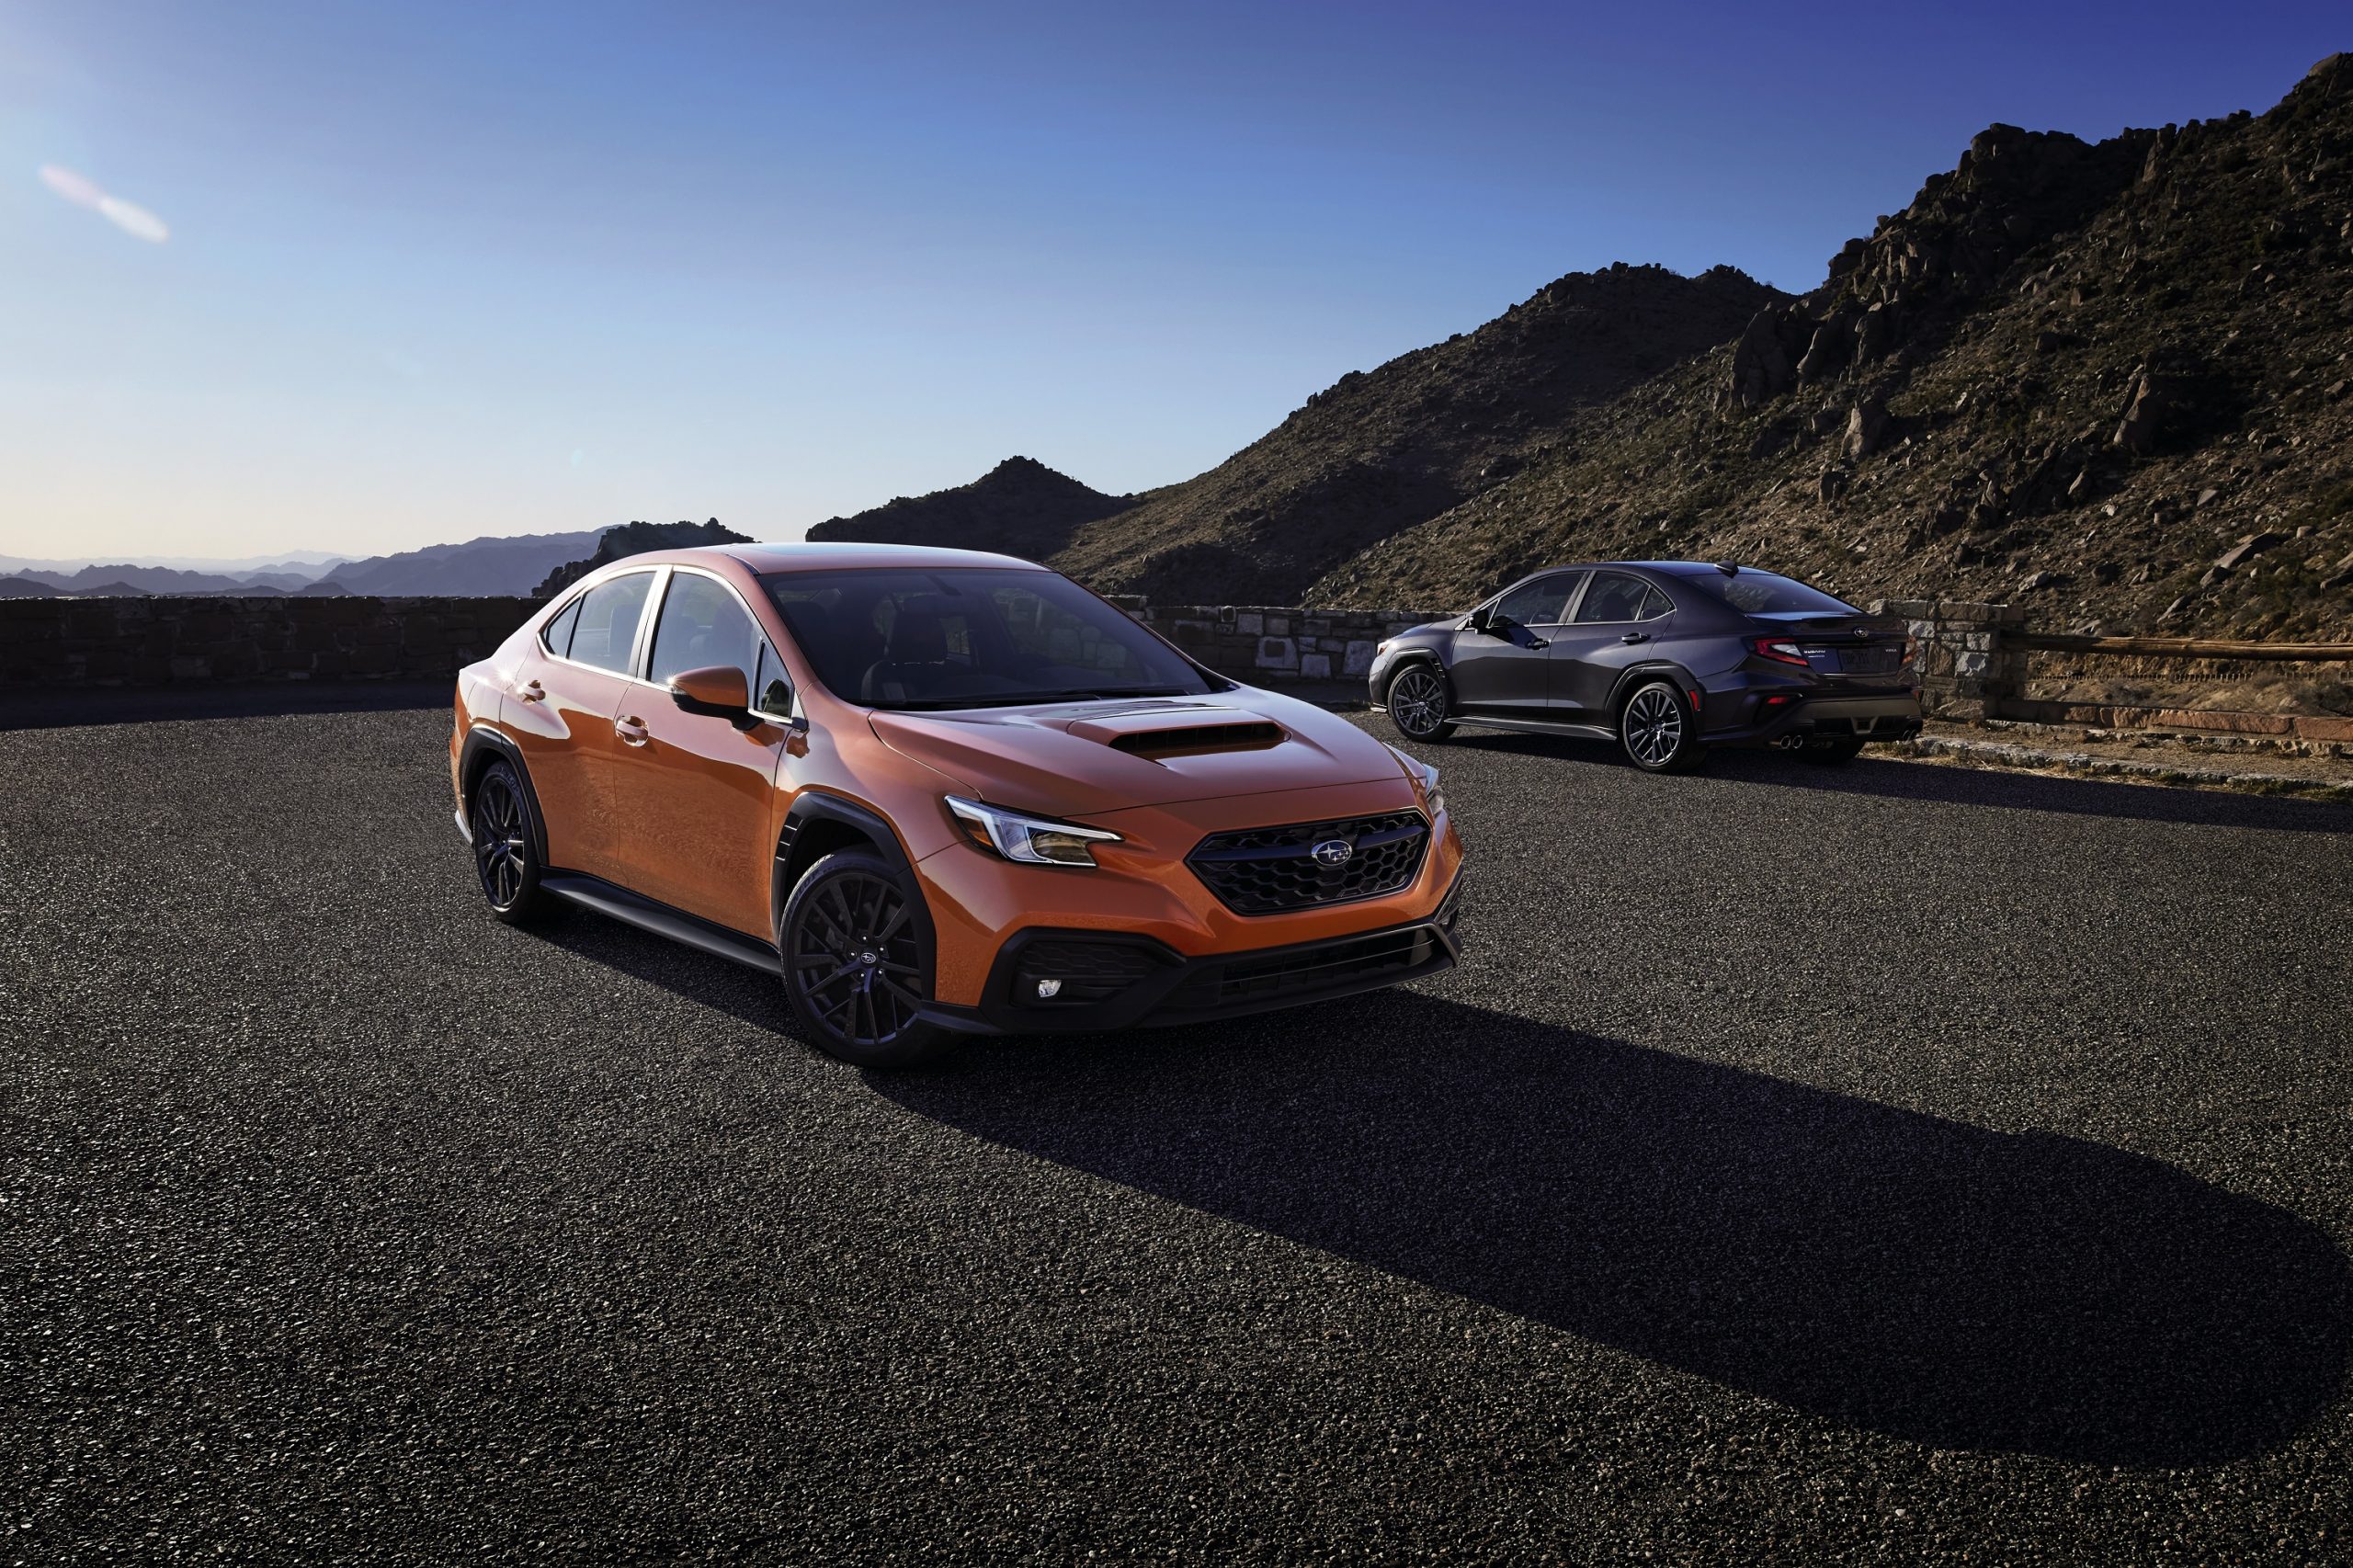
[2017, 634, 2353, 662]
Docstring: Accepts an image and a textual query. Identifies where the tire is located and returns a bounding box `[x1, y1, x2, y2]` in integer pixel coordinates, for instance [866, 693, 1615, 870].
[470, 759, 551, 923]
[1384, 663, 1457, 742]
[779, 848, 949, 1069]
[1800, 735, 1868, 765]
[1618, 680, 1707, 774]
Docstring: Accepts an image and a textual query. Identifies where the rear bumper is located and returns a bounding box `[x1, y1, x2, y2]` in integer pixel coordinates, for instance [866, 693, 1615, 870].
[1707, 692, 1923, 747]
[918, 871, 1467, 1036]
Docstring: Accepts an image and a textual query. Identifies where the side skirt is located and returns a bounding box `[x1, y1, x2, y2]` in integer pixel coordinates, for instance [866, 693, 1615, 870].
[1451, 712, 1618, 743]
[539, 871, 781, 973]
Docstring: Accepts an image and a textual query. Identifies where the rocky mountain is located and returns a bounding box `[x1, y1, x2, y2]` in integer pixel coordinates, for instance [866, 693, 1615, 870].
[532, 519, 753, 599]
[0, 575, 63, 598]
[805, 456, 1131, 564]
[1049, 265, 1786, 604]
[1314, 54, 2353, 640]
[329, 530, 604, 597]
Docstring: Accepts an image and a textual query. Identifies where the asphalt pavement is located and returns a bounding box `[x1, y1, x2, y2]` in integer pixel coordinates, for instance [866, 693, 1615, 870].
[6, 706, 2353, 1562]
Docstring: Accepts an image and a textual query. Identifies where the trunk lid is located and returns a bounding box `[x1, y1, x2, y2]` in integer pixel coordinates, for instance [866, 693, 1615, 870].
[1752, 611, 1912, 683]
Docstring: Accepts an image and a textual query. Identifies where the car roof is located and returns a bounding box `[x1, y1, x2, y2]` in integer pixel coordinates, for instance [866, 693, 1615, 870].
[592, 541, 1049, 575]
[1512, 560, 1779, 579]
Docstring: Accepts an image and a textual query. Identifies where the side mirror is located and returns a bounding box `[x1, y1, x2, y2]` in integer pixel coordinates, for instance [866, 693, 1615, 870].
[668, 665, 756, 728]
[1465, 606, 1494, 634]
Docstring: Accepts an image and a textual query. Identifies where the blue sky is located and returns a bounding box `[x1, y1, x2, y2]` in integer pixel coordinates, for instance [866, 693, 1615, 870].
[1, 2, 2343, 562]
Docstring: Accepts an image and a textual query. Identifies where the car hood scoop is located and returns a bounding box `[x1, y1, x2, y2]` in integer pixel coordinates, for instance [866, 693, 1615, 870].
[1070, 710, 1288, 757]
[868, 694, 1402, 814]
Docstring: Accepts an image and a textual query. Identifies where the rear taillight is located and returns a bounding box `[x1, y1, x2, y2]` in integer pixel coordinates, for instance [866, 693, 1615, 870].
[1903, 635, 1920, 669]
[1751, 636, 1810, 667]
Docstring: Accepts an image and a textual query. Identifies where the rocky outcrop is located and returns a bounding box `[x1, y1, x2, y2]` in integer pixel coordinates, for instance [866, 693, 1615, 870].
[1314, 55, 2353, 643]
[533, 519, 752, 599]
[1045, 263, 1786, 603]
[806, 457, 1129, 564]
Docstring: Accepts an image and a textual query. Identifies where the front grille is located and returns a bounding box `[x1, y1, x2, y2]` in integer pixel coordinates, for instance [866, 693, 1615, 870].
[1171, 926, 1437, 1010]
[1186, 810, 1428, 915]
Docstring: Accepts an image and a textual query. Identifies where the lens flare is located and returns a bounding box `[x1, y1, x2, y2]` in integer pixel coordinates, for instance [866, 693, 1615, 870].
[37, 164, 170, 244]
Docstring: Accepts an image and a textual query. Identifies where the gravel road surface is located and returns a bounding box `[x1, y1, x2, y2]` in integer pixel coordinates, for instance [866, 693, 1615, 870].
[6, 705, 2352, 1562]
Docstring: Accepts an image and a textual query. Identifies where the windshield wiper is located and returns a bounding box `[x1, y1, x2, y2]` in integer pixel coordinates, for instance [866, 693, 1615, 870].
[1020, 686, 1195, 701]
[873, 686, 1197, 712]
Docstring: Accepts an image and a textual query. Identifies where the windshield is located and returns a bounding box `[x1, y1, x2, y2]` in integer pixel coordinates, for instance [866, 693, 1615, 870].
[1692, 570, 1858, 616]
[759, 567, 1220, 710]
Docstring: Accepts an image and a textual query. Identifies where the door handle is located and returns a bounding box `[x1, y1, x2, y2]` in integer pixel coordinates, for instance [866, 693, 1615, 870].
[516, 679, 545, 703]
[615, 715, 650, 747]
[1620, 632, 1650, 644]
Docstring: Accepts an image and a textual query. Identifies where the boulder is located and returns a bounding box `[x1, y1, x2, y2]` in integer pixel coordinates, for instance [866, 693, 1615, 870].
[2213, 531, 2285, 572]
[1844, 392, 1893, 460]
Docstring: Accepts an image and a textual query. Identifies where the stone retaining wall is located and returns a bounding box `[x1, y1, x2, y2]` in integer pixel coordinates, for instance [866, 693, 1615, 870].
[0, 596, 540, 687]
[0, 592, 2052, 720]
[1870, 597, 2027, 721]
[1111, 598, 1450, 684]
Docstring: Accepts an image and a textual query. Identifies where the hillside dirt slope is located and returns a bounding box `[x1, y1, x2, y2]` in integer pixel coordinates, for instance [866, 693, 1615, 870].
[1046, 265, 1786, 604]
[805, 457, 1131, 564]
[1319, 55, 2353, 640]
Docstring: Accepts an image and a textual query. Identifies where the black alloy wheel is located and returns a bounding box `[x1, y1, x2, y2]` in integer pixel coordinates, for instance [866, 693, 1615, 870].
[1385, 664, 1457, 742]
[780, 849, 947, 1067]
[471, 760, 549, 922]
[1619, 680, 1706, 774]
[1800, 735, 1869, 765]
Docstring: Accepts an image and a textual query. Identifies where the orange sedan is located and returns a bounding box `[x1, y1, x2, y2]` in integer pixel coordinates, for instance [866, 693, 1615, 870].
[451, 543, 1464, 1066]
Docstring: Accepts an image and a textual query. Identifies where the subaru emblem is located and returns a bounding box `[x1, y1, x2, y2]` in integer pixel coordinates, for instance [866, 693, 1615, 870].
[1311, 838, 1354, 867]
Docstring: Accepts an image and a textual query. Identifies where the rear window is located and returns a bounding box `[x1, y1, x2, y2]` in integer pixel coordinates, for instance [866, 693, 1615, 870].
[1692, 571, 1856, 616]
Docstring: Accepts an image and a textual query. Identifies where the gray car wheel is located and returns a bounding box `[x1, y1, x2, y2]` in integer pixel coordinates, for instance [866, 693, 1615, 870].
[1619, 680, 1705, 774]
[1385, 665, 1457, 742]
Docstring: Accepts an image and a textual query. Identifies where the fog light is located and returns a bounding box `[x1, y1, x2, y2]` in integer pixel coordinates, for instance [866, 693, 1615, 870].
[1034, 978, 1063, 1000]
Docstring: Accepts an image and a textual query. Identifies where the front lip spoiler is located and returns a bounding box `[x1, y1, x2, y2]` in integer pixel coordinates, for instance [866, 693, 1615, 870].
[918, 872, 1467, 1036]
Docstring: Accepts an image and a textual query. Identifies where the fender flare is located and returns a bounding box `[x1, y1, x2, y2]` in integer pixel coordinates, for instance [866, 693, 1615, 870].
[1377, 651, 1449, 697]
[1605, 661, 1707, 722]
[772, 790, 938, 976]
[457, 725, 551, 865]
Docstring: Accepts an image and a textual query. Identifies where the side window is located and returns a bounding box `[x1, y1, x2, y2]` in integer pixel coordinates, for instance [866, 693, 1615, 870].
[1637, 585, 1675, 621]
[568, 573, 654, 675]
[1574, 572, 1651, 624]
[753, 642, 794, 719]
[540, 597, 582, 658]
[648, 573, 760, 688]
[1493, 573, 1580, 627]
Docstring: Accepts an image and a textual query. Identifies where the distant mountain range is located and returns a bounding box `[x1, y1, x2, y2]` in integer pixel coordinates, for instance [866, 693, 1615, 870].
[2, 530, 605, 599]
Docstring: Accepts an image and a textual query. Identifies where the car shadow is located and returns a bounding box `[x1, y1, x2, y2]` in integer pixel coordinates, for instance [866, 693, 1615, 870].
[1422, 726, 2353, 835]
[869, 992, 2353, 1466]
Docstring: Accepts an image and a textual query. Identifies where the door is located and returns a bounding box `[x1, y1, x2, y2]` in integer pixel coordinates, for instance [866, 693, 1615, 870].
[1449, 571, 1583, 714]
[605, 568, 791, 938]
[506, 570, 655, 881]
[1545, 571, 1678, 720]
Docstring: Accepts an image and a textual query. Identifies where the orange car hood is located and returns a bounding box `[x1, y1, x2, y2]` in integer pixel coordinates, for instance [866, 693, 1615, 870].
[867, 689, 1409, 816]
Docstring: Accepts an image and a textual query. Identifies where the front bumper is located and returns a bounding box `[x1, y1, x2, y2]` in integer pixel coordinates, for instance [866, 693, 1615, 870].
[918, 871, 1466, 1036]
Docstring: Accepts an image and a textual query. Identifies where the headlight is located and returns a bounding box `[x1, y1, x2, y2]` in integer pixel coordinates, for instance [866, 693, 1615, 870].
[1384, 744, 1444, 820]
[945, 796, 1121, 868]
